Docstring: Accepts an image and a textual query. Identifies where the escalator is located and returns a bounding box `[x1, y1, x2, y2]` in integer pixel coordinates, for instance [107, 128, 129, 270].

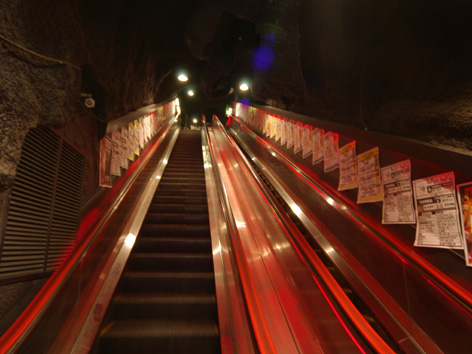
[96, 129, 220, 353]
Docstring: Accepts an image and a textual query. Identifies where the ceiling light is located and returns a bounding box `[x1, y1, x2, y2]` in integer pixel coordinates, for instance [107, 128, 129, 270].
[178, 74, 188, 82]
[239, 83, 249, 91]
[187, 90, 194, 96]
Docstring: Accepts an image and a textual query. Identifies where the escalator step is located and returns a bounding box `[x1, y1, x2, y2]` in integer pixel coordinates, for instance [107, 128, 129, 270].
[145, 213, 209, 224]
[140, 224, 210, 237]
[133, 237, 211, 253]
[156, 188, 207, 197]
[128, 253, 213, 272]
[158, 181, 206, 189]
[111, 294, 217, 320]
[122, 272, 215, 294]
[153, 195, 207, 204]
[100, 319, 219, 354]
[148, 203, 208, 214]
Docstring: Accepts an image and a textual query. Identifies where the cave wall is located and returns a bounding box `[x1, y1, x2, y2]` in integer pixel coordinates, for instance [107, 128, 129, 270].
[296, 0, 472, 152]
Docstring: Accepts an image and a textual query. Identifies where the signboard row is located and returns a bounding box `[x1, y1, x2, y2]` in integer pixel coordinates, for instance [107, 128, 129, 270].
[234, 102, 472, 267]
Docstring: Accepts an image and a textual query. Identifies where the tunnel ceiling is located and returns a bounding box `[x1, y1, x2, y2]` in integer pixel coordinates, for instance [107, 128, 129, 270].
[1, 0, 472, 189]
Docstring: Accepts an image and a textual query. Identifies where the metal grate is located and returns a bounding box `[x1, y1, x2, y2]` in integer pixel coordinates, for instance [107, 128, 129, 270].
[0, 127, 84, 283]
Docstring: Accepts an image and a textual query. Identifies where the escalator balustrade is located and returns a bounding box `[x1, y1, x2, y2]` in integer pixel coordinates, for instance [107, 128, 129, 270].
[97, 130, 220, 353]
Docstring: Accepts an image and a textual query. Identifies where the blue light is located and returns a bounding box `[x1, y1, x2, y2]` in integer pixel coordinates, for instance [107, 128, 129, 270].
[253, 45, 275, 72]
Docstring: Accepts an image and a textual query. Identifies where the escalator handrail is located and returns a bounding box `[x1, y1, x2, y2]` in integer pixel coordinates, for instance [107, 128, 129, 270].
[231, 114, 472, 312]
[0, 115, 178, 354]
[223, 122, 397, 354]
[204, 117, 277, 354]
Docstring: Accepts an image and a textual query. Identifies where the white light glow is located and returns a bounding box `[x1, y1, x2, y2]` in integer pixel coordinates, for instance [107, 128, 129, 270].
[239, 83, 249, 91]
[291, 204, 302, 217]
[124, 233, 136, 248]
[226, 107, 233, 116]
[326, 197, 334, 206]
[192, 118, 198, 124]
[155, 175, 161, 179]
[163, 159, 168, 165]
[236, 221, 247, 228]
[178, 74, 188, 82]
[187, 90, 194, 96]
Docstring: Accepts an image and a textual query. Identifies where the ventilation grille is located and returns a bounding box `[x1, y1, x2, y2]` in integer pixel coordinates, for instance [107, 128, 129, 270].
[0, 127, 84, 282]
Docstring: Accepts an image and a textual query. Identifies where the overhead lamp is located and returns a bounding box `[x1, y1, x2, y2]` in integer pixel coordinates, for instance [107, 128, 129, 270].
[187, 90, 194, 96]
[192, 118, 198, 124]
[239, 83, 249, 91]
[178, 74, 188, 82]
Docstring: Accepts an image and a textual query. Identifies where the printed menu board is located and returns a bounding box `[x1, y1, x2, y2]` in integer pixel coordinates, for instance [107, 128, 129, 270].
[413, 172, 463, 249]
[281, 118, 287, 146]
[381, 160, 415, 224]
[323, 132, 339, 172]
[312, 128, 324, 165]
[99, 135, 113, 188]
[110, 130, 122, 177]
[287, 120, 294, 149]
[294, 122, 302, 154]
[338, 141, 357, 191]
[302, 125, 313, 159]
[357, 147, 382, 203]
[457, 182, 472, 266]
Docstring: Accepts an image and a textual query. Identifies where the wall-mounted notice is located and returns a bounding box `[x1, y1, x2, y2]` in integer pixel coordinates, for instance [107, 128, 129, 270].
[302, 125, 313, 159]
[274, 116, 281, 142]
[381, 160, 415, 224]
[324, 131, 339, 172]
[287, 119, 294, 149]
[99, 135, 113, 188]
[457, 182, 472, 266]
[110, 130, 122, 177]
[294, 122, 302, 154]
[138, 117, 145, 149]
[338, 141, 357, 191]
[128, 122, 136, 160]
[263, 114, 269, 137]
[357, 147, 382, 203]
[312, 128, 324, 165]
[120, 126, 128, 169]
[270, 116, 276, 140]
[281, 118, 287, 146]
[413, 172, 463, 249]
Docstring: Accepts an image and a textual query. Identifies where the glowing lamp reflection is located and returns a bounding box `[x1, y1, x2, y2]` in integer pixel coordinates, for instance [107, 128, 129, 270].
[291, 204, 302, 217]
[124, 233, 136, 248]
[326, 197, 334, 205]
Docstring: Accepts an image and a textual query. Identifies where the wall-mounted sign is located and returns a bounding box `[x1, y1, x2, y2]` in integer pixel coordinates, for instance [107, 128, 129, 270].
[413, 172, 463, 249]
[357, 147, 382, 203]
[324, 131, 339, 172]
[338, 140, 357, 191]
[312, 128, 324, 165]
[381, 160, 415, 224]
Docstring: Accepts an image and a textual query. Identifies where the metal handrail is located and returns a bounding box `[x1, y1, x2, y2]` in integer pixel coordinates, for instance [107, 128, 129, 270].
[233, 115, 472, 312]
[223, 123, 396, 354]
[203, 117, 276, 354]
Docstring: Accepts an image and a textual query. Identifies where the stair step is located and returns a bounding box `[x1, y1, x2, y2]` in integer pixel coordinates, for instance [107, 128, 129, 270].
[100, 319, 219, 354]
[156, 188, 207, 197]
[128, 253, 213, 272]
[148, 203, 208, 214]
[122, 271, 215, 294]
[111, 294, 217, 320]
[145, 213, 209, 224]
[133, 237, 212, 253]
[153, 195, 207, 204]
[140, 224, 210, 237]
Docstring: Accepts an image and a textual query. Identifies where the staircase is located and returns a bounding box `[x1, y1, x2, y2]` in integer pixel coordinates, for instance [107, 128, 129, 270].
[98, 129, 220, 353]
